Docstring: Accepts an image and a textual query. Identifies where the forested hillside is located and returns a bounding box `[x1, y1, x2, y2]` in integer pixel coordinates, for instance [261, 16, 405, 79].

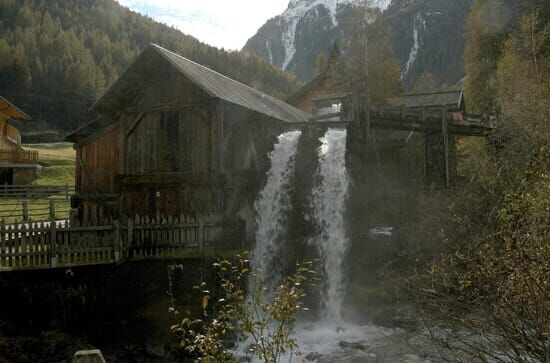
[0, 0, 301, 132]
[408, 1, 549, 360]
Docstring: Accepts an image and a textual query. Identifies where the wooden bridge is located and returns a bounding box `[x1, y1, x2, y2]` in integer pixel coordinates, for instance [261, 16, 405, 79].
[294, 92, 496, 187]
[297, 92, 496, 136]
[0, 214, 222, 272]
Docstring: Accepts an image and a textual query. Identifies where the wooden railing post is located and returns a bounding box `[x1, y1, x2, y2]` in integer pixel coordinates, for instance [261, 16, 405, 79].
[113, 220, 120, 262]
[0, 219, 5, 268]
[50, 222, 57, 267]
[22, 201, 29, 221]
[441, 107, 450, 188]
[127, 217, 134, 258]
[49, 200, 55, 221]
[198, 216, 205, 253]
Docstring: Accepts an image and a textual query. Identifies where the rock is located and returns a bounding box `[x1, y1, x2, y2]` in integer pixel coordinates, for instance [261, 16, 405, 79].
[338, 341, 369, 351]
[72, 349, 106, 363]
[369, 227, 394, 238]
[400, 353, 423, 362]
[144, 344, 165, 358]
[305, 352, 323, 361]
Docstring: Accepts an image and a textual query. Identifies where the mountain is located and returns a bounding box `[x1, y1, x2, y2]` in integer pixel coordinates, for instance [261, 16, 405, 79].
[244, 0, 472, 89]
[0, 0, 301, 133]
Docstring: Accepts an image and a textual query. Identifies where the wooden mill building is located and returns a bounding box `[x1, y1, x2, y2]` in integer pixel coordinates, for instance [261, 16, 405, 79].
[67, 44, 308, 238]
[0, 96, 39, 185]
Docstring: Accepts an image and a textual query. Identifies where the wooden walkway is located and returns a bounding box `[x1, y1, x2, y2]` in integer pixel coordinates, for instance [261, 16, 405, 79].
[303, 103, 496, 137]
[0, 214, 222, 272]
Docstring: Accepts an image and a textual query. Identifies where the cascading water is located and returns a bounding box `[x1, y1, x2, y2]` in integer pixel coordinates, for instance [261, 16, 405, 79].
[251, 130, 301, 288]
[240, 128, 430, 362]
[310, 128, 350, 322]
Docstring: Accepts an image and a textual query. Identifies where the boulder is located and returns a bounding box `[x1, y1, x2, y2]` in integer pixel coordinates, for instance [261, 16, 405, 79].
[72, 349, 106, 363]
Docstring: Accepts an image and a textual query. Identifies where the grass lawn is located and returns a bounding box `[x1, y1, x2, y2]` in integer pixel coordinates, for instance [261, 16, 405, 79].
[0, 143, 76, 223]
[24, 142, 76, 186]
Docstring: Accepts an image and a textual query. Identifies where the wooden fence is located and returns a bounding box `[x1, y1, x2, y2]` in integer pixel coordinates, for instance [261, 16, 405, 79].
[0, 184, 74, 199]
[0, 149, 39, 163]
[0, 214, 222, 271]
[0, 199, 70, 222]
[0, 184, 74, 223]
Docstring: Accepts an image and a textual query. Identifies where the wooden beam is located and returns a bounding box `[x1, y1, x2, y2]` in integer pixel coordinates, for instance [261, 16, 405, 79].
[442, 107, 450, 188]
[124, 100, 211, 114]
[309, 111, 347, 122]
[125, 113, 145, 137]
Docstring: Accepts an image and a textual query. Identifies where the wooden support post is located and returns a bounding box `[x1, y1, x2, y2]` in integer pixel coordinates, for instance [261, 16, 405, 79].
[441, 107, 450, 188]
[198, 216, 205, 253]
[50, 222, 57, 267]
[114, 220, 120, 262]
[364, 92, 371, 144]
[198, 215, 206, 282]
[22, 201, 29, 221]
[422, 108, 428, 184]
[49, 200, 55, 221]
[0, 220, 4, 268]
[127, 217, 134, 258]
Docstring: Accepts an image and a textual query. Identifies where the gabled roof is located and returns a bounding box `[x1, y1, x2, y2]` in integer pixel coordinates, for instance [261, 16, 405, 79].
[0, 96, 31, 121]
[386, 90, 465, 110]
[91, 44, 309, 124]
[286, 69, 330, 104]
[66, 116, 117, 144]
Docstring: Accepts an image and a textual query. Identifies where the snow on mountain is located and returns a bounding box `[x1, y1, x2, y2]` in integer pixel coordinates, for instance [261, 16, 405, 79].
[284, 0, 358, 26]
[245, 0, 472, 88]
[401, 13, 424, 79]
[280, 0, 359, 69]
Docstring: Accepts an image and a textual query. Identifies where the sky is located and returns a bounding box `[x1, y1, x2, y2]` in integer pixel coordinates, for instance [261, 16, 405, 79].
[115, 0, 290, 50]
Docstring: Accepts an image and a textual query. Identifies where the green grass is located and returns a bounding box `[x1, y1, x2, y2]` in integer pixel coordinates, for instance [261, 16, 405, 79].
[0, 143, 76, 223]
[23, 143, 76, 186]
[0, 200, 70, 224]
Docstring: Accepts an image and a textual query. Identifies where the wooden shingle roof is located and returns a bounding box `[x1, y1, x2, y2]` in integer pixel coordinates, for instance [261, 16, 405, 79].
[0, 96, 31, 121]
[386, 90, 465, 110]
[91, 44, 309, 124]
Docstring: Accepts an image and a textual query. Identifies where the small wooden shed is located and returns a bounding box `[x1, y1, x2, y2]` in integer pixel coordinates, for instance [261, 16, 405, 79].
[67, 44, 308, 237]
[287, 71, 422, 184]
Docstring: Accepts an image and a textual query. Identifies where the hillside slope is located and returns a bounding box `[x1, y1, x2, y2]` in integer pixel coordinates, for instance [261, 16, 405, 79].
[0, 0, 301, 132]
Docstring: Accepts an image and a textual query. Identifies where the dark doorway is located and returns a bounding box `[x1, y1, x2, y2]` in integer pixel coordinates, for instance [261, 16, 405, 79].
[0, 168, 14, 185]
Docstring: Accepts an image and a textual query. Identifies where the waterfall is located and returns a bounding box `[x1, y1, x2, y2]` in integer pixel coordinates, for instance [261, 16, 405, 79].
[310, 129, 350, 322]
[252, 130, 301, 288]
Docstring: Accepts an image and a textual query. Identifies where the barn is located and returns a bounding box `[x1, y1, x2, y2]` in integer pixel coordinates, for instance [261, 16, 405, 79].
[67, 44, 308, 239]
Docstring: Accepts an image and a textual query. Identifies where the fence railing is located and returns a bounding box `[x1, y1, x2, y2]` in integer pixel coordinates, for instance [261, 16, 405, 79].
[0, 214, 222, 271]
[0, 199, 70, 222]
[0, 184, 74, 199]
[0, 185, 74, 223]
[0, 149, 39, 163]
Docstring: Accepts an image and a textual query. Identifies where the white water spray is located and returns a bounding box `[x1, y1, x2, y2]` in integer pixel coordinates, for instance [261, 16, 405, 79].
[252, 130, 301, 287]
[310, 128, 350, 322]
